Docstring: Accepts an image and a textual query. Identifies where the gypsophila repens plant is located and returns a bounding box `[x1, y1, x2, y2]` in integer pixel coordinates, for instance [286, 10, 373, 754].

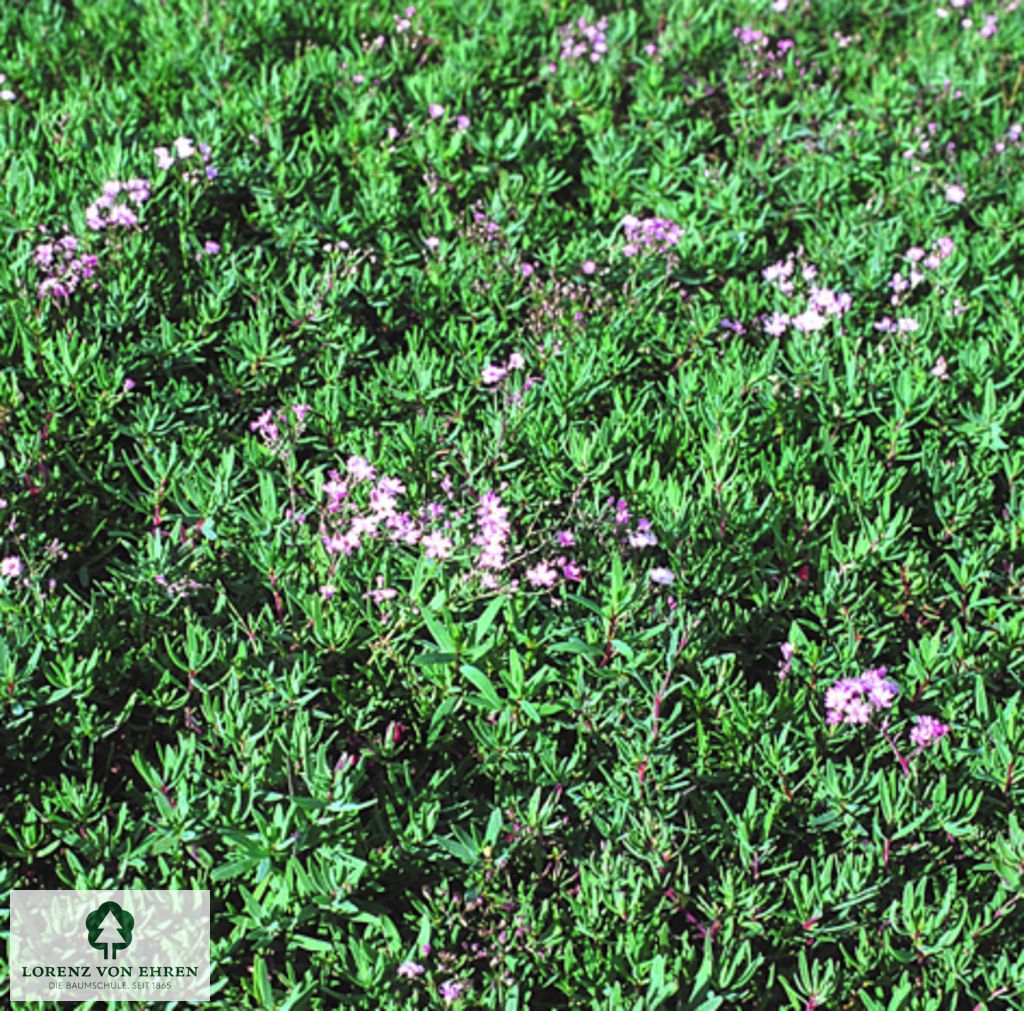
[2, 1, 1024, 1008]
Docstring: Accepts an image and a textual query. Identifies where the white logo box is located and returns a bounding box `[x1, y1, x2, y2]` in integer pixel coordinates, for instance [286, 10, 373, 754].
[10, 889, 210, 1002]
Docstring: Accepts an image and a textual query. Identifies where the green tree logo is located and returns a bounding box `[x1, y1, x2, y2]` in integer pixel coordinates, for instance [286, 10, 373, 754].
[85, 901, 134, 959]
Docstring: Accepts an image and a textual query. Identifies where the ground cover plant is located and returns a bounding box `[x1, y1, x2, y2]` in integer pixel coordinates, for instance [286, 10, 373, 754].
[2, 0, 1024, 1007]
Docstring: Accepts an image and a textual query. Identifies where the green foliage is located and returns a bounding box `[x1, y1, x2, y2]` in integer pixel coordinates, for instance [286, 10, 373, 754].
[2, 0, 1024, 1007]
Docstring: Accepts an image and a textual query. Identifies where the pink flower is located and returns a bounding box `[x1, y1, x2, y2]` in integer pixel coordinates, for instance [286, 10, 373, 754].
[398, 961, 425, 979]
[930, 355, 948, 379]
[581, 260, 596, 275]
[366, 577, 398, 605]
[291, 403, 310, 422]
[422, 531, 453, 560]
[525, 561, 558, 588]
[860, 667, 899, 709]
[428, 103, 446, 119]
[0, 555, 23, 579]
[823, 667, 900, 726]
[481, 364, 507, 385]
[439, 980, 466, 1003]
[777, 641, 794, 680]
[791, 308, 828, 333]
[455, 114, 471, 130]
[763, 311, 790, 336]
[506, 352, 525, 371]
[323, 531, 359, 556]
[556, 530, 575, 547]
[560, 559, 582, 582]
[944, 183, 965, 204]
[154, 146, 174, 170]
[324, 472, 348, 509]
[628, 518, 658, 548]
[346, 455, 376, 482]
[369, 487, 397, 518]
[649, 567, 675, 585]
[610, 497, 630, 525]
[350, 515, 379, 539]
[910, 715, 951, 749]
[107, 204, 138, 228]
[249, 409, 280, 443]
[843, 697, 872, 724]
[424, 236, 440, 249]
[203, 240, 221, 256]
[174, 136, 196, 159]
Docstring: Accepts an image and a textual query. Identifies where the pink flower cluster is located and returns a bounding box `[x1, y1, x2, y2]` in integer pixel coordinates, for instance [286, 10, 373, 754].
[824, 666, 900, 725]
[524, 552, 582, 591]
[239, 440, 677, 607]
[33, 235, 98, 300]
[777, 641, 795, 680]
[395, 5, 417, 32]
[627, 517, 657, 549]
[874, 237, 954, 333]
[557, 15, 609, 63]
[154, 137, 217, 181]
[85, 178, 150, 231]
[439, 979, 467, 1003]
[935, 1, 1004, 38]
[481, 351, 526, 386]
[391, 3, 430, 48]
[734, 26, 797, 81]
[1, 555, 23, 580]
[313, 455, 595, 598]
[249, 403, 310, 449]
[320, 458, 420, 560]
[910, 715, 951, 749]
[621, 215, 682, 256]
[760, 254, 852, 336]
[469, 208, 502, 242]
[426, 103, 471, 130]
[473, 491, 511, 587]
[994, 121, 1023, 154]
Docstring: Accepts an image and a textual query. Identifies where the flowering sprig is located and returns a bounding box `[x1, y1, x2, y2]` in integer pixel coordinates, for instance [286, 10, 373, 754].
[154, 137, 218, 182]
[620, 215, 682, 257]
[85, 178, 151, 231]
[823, 667, 952, 773]
[910, 714, 951, 750]
[556, 15, 609, 64]
[760, 250, 852, 336]
[249, 403, 310, 455]
[825, 666, 900, 725]
[33, 235, 98, 300]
